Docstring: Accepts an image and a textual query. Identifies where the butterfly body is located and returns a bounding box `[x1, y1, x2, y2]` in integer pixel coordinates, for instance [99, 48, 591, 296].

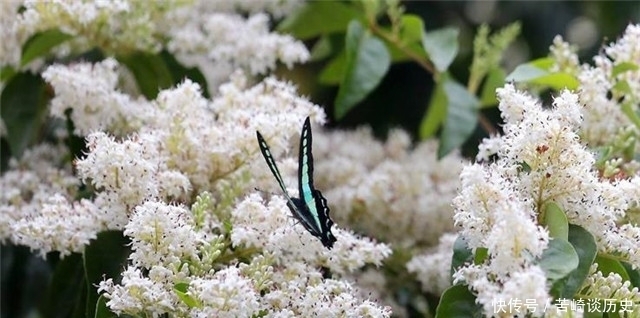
[256, 117, 337, 249]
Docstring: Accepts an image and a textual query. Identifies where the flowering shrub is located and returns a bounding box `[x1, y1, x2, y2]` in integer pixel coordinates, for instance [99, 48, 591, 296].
[2, 0, 640, 318]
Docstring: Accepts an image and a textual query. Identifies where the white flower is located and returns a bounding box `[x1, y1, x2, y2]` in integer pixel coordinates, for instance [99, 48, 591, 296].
[407, 233, 458, 295]
[42, 59, 152, 135]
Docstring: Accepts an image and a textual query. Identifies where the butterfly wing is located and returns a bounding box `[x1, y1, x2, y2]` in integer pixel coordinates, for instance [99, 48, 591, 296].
[297, 117, 337, 248]
[256, 131, 296, 200]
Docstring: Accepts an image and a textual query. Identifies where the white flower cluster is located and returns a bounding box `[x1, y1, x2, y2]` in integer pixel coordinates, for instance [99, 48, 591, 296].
[8, 56, 394, 316]
[455, 79, 640, 316]
[99, 196, 392, 317]
[42, 58, 151, 136]
[5, 0, 308, 95]
[311, 127, 463, 248]
[406, 233, 458, 295]
[0, 143, 89, 257]
[550, 24, 640, 148]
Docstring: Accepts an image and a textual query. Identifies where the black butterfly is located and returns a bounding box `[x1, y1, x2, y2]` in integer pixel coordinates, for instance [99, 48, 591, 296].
[256, 117, 337, 249]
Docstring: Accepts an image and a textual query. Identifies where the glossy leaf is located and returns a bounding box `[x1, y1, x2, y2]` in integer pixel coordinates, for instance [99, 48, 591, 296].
[277, 2, 362, 40]
[419, 77, 447, 138]
[21, 29, 72, 67]
[118, 52, 174, 99]
[85, 231, 130, 317]
[422, 27, 459, 72]
[543, 202, 569, 241]
[450, 235, 473, 280]
[42, 253, 86, 318]
[435, 284, 482, 318]
[595, 255, 631, 282]
[438, 79, 479, 158]
[550, 225, 597, 299]
[94, 295, 117, 318]
[334, 21, 390, 119]
[538, 238, 579, 281]
[0, 72, 48, 158]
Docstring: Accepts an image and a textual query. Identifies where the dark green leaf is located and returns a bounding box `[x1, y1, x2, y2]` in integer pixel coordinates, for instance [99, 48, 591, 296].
[538, 238, 579, 281]
[21, 29, 73, 67]
[595, 255, 631, 282]
[84, 231, 131, 318]
[0, 72, 48, 158]
[277, 2, 363, 40]
[419, 76, 447, 139]
[450, 235, 473, 281]
[334, 21, 390, 119]
[118, 52, 174, 99]
[422, 27, 459, 72]
[42, 253, 86, 318]
[438, 79, 479, 158]
[621, 262, 640, 288]
[435, 284, 482, 318]
[479, 68, 505, 108]
[1, 65, 17, 82]
[94, 295, 117, 318]
[551, 225, 597, 299]
[543, 202, 569, 241]
[160, 50, 209, 98]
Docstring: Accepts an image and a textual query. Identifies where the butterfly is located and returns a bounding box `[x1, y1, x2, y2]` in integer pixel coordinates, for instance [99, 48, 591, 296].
[256, 117, 337, 249]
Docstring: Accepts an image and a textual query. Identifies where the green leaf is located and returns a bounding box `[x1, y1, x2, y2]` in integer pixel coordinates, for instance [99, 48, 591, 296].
[450, 235, 473, 280]
[506, 60, 579, 90]
[21, 29, 73, 67]
[419, 78, 447, 139]
[595, 255, 631, 282]
[479, 68, 505, 108]
[506, 63, 548, 82]
[399, 14, 425, 45]
[529, 72, 579, 90]
[0, 72, 48, 158]
[474, 247, 489, 265]
[84, 231, 131, 317]
[622, 262, 640, 289]
[435, 284, 482, 318]
[42, 253, 86, 318]
[538, 238, 579, 281]
[422, 27, 459, 72]
[175, 282, 201, 308]
[612, 62, 639, 77]
[334, 21, 390, 119]
[277, 2, 363, 40]
[550, 225, 597, 299]
[118, 52, 174, 99]
[160, 50, 209, 98]
[543, 202, 569, 241]
[318, 49, 347, 85]
[438, 79, 479, 158]
[530, 57, 556, 70]
[94, 295, 117, 318]
[1, 65, 17, 82]
[309, 35, 344, 62]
